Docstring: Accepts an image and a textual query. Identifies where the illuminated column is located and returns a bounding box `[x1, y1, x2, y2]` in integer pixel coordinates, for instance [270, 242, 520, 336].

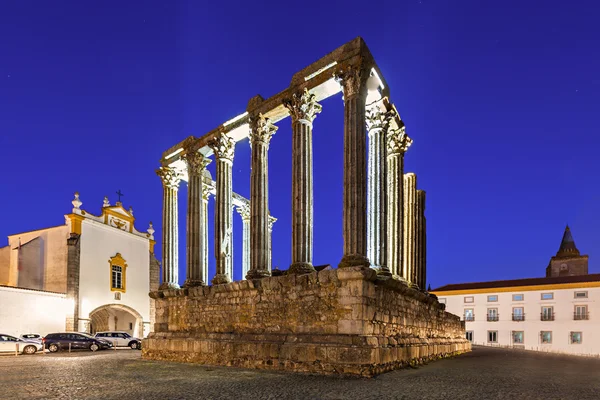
[247, 114, 277, 280]
[202, 185, 213, 283]
[156, 166, 182, 289]
[336, 66, 369, 268]
[268, 215, 277, 272]
[416, 190, 427, 289]
[386, 126, 412, 278]
[236, 203, 251, 279]
[403, 173, 417, 286]
[182, 150, 211, 287]
[283, 89, 321, 274]
[366, 106, 394, 276]
[209, 133, 235, 285]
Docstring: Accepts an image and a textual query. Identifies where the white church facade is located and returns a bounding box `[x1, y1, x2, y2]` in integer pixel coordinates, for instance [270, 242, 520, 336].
[0, 193, 159, 338]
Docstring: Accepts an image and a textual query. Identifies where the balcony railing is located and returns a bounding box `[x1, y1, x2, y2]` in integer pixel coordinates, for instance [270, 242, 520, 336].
[512, 314, 525, 321]
[574, 313, 589, 320]
[540, 313, 555, 321]
[463, 315, 475, 322]
[487, 315, 499, 322]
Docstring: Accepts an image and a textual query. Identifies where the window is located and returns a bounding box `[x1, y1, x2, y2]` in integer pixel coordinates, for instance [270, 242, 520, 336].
[464, 309, 474, 321]
[487, 308, 499, 322]
[512, 294, 524, 301]
[512, 307, 524, 321]
[541, 293, 554, 300]
[466, 331, 473, 342]
[570, 332, 582, 344]
[487, 331, 498, 343]
[574, 305, 588, 320]
[108, 253, 127, 293]
[464, 296, 474, 303]
[541, 331, 552, 344]
[541, 306, 554, 321]
[129, 323, 133, 330]
[574, 291, 588, 299]
[512, 331, 524, 344]
[487, 295, 498, 302]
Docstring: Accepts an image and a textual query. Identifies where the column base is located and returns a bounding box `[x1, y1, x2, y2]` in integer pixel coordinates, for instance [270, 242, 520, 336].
[182, 279, 206, 288]
[289, 262, 316, 275]
[211, 274, 231, 285]
[338, 254, 370, 269]
[245, 269, 271, 280]
[159, 282, 180, 290]
[376, 267, 392, 280]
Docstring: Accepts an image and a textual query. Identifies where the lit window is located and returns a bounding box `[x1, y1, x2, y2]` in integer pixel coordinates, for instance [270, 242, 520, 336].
[512, 331, 524, 344]
[512, 307, 524, 321]
[541, 331, 552, 344]
[487, 308, 498, 322]
[574, 291, 588, 299]
[487, 331, 498, 343]
[512, 294, 524, 301]
[464, 296, 474, 303]
[574, 305, 588, 320]
[112, 266, 123, 289]
[541, 293, 554, 300]
[487, 295, 498, 302]
[108, 253, 127, 293]
[570, 332, 582, 344]
[466, 331, 473, 342]
[464, 309, 474, 321]
[541, 306, 554, 321]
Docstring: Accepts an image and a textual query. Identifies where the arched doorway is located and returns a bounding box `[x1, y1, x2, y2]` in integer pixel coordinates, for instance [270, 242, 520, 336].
[88, 304, 144, 338]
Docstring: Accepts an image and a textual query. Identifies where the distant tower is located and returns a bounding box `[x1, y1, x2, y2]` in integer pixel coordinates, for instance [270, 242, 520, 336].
[545, 225, 589, 277]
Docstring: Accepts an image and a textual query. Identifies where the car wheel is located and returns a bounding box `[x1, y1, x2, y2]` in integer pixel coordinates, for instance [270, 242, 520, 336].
[48, 344, 59, 353]
[129, 341, 139, 350]
[90, 343, 99, 352]
[23, 345, 37, 355]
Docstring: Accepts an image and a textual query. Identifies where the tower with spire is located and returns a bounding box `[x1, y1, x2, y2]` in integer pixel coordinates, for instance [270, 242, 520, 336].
[545, 225, 589, 277]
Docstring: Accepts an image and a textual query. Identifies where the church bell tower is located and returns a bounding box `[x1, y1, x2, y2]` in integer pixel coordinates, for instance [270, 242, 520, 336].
[545, 225, 589, 277]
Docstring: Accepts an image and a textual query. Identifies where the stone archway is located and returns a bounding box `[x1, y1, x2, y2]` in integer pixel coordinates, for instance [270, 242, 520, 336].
[88, 304, 144, 338]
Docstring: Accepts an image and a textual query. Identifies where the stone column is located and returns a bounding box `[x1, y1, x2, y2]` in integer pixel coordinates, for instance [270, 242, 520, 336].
[156, 166, 182, 289]
[236, 203, 251, 279]
[336, 66, 369, 269]
[209, 133, 235, 285]
[283, 89, 321, 274]
[182, 150, 210, 287]
[247, 114, 277, 280]
[201, 185, 213, 283]
[386, 126, 412, 278]
[403, 173, 417, 287]
[268, 215, 277, 272]
[416, 190, 427, 290]
[366, 106, 394, 277]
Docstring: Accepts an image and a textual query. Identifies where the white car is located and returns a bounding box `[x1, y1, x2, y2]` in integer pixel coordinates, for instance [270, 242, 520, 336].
[20, 334, 43, 344]
[94, 331, 142, 349]
[0, 334, 43, 355]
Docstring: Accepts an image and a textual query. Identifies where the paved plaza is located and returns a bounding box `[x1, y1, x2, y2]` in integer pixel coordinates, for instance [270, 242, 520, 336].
[1, 346, 599, 399]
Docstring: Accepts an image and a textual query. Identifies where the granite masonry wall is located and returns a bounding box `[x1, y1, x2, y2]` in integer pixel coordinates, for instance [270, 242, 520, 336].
[143, 267, 470, 377]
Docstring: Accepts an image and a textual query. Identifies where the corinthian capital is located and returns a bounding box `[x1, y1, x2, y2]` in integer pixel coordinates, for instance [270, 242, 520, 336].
[236, 203, 250, 221]
[156, 166, 183, 190]
[283, 89, 322, 124]
[249, 113, 278, 147]
[366, 106, 396, 133]
[334, 65, 367, 98]
[387, 126, 413, 156]
[208, 132, 235, 163]
[181, 151, 211, 177]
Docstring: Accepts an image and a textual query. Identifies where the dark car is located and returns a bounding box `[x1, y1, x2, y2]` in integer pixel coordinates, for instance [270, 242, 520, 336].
[43, 332, 113, 352]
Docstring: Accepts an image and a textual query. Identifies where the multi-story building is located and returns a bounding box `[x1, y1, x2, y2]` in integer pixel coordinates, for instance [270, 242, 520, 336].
[432, 226, 600, 356]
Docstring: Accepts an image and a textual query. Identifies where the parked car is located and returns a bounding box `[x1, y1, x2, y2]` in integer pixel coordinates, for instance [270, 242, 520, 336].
[43, 332, 113, 352]
[20, 334, 43, 344]
[0, 334, 43, 355]
[95, 331, 142, 349]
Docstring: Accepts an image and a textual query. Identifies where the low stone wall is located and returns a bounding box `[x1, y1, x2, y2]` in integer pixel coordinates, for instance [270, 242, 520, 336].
[143, 267, 470, 377]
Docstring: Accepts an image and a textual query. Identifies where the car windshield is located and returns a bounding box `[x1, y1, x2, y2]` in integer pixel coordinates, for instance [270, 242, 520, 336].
[122, 333, 131, 338]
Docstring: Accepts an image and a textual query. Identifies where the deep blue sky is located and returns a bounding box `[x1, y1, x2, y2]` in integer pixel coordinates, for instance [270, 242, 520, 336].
[1, 0, 599, 289]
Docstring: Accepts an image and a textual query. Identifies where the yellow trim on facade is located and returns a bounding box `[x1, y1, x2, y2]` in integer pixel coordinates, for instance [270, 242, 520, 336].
[103, 207, 135, 233]
[66, 214, 85, 234]
[432, 281, 600, 296]
[108, 253, 127, 293]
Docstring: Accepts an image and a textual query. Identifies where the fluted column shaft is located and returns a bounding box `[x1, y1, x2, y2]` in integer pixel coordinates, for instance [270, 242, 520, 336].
[336, 67, 369, 268]
[268, 216, 277, 272]
[284, 89, 321, 274]
[386, 127, 412, 278]
[209, 134, 235, 285]
[403, 173, 417, 286]
[156, 167, 182, 289]
[202, 186, 212, 283]
[416, 190, 427, 290]
[236, 204, 251, 279]
[247, 114, 277, 280]
[182, 152, 210, 287]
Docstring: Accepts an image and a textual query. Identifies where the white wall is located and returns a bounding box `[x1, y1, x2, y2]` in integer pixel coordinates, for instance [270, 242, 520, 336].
[0, 286, 68, 337]
[78, 219, 150, 330]
[437, 285, 600, 356]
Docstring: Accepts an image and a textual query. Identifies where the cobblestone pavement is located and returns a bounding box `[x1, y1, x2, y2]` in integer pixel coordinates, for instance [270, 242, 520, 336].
[1, 346, 599, 400]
